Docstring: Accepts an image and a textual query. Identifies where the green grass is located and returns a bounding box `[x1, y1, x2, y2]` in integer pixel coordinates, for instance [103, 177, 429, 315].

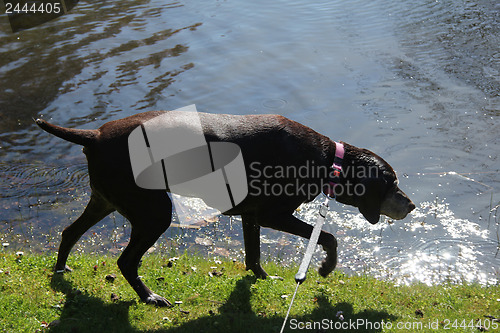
[0, 252, 498, 332]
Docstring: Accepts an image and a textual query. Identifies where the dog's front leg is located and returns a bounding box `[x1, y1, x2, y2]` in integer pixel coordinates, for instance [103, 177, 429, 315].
[242, 215, 268, 279]
[257, 213, 338, 278]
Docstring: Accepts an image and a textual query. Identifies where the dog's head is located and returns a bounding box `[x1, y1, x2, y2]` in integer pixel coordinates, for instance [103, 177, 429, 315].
[334, 143, 415, 224]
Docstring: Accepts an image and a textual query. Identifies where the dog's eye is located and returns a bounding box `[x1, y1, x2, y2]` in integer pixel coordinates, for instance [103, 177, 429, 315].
[384, 180, 399, 196]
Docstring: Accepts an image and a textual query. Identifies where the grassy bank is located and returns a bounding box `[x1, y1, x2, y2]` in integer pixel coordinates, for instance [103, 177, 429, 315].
[0, 252, 498, 332]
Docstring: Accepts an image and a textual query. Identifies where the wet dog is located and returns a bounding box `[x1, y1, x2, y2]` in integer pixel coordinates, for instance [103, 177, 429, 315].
[36, 111, 415, 306]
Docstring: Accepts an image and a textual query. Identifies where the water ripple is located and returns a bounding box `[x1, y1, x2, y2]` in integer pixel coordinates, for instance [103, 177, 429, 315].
[0, 162, 89, 199]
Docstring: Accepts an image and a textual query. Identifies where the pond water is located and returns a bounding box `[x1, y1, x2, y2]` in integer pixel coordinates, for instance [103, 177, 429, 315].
[0, 0, 498, 286]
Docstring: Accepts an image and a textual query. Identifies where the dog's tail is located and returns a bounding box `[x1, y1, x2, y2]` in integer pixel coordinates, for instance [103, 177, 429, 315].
[35, 119, 99, 146]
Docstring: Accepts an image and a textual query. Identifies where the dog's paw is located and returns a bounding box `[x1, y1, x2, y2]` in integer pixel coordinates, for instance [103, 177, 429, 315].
[145, 293, 172, 307]
[318, 250, 337, 278]
[247, 265, 268, 279]
[319, 236, 338, 277]
[318, 258, 337, 277]
[269, 275, 284, 281]
[54, 265, 72, 274]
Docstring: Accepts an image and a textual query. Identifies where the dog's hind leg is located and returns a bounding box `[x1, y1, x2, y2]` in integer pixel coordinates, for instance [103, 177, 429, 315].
[257, 213, 338, 278]
[116, 193, 172, 307]
[242, 215, 268, 279]
[55, 195, 114, 272]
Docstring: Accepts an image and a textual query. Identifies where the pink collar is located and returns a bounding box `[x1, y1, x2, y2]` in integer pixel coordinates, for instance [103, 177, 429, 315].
[323, 141, 344, 198]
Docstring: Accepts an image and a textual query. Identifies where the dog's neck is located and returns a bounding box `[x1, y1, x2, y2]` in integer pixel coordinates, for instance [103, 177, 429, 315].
[323, 141, 344, 198]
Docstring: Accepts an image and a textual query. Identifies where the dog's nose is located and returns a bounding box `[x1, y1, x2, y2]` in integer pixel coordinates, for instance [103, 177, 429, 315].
[408, 201, 416, 212]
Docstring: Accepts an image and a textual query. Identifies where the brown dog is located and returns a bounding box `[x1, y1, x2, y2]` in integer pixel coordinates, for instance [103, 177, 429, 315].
[36, 111, 415, 306]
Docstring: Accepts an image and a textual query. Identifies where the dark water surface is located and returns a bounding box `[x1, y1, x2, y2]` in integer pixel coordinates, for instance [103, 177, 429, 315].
[0, 0, 498, 285]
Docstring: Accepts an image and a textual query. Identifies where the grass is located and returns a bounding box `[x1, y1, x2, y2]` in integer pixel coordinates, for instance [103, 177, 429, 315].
[0, 251, 498, 332]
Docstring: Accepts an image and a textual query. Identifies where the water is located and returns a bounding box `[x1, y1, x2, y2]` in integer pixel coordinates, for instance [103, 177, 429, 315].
[0, 0, 498, 285]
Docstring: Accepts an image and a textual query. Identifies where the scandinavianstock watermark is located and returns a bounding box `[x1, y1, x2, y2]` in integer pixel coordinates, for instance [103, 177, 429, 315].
[288, 317, 499, 331]
[247, 160, 380, 198]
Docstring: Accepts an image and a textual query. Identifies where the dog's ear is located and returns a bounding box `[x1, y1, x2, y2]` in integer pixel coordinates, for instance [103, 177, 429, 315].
[357, 178, 386, 224]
